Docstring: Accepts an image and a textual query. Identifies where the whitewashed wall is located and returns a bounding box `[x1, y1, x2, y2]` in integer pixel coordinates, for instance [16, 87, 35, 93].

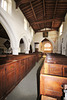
[55, 13, 67, 56]
[0, 0, 34, 55]
[32, 31, 58, 53]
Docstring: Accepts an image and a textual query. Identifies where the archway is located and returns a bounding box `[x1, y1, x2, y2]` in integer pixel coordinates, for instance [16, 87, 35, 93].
[19, 38, 25, 54]
[0, 24, 12, 54]
[0, 11, 19, 55]
[29, 45, 32, 53]
[39, 38, 53, 53]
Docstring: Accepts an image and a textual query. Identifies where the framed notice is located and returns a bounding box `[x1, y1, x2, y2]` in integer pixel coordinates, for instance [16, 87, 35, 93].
[43, 32, 48, 37]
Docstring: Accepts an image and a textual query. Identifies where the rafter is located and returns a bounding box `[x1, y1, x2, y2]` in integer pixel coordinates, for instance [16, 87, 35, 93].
[30, 1, 41, 29]
[43, 0, 46, 16]
[52, 0, 58, 28]
[30, 1, 37, 20]
[54, 0, 58, 17]
[32, 18, 64, 25]
[16, 0, 34, 8]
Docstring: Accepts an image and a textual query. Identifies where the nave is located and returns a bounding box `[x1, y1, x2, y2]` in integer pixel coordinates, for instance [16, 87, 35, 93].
[0, 0, 67, 100]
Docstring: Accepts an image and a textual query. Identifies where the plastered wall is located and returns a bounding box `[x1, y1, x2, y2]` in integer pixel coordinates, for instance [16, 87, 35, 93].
[33, 31, 58, 53]
[54, 13, 67, 56]
[0, 0, 34, 55]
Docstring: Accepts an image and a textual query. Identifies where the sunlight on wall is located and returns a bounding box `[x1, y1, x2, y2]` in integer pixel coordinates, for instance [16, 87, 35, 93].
[24, 18, 27, 30]
[59, 24, 63, 36]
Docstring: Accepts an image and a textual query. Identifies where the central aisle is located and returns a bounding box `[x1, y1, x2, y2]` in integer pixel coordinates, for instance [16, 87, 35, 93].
[6, 58, 44, 100]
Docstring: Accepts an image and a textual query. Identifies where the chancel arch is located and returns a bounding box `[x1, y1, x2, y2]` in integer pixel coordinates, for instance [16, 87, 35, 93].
[39, 38, 53, 53]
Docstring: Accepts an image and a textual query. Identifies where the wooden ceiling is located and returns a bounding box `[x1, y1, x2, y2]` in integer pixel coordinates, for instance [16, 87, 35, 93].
[0, 24, 9, 39]
[15, 0, 67, 32]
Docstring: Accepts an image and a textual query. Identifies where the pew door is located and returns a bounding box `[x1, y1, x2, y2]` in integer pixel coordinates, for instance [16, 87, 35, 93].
[5, 62, 16, 94]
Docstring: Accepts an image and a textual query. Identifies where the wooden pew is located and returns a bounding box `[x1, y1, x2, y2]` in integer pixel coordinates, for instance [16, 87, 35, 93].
[41, 63, 67, 77]
[0, 53, 42, 100]
[40, 74, 67, 97]
[40, 53, 67, 99]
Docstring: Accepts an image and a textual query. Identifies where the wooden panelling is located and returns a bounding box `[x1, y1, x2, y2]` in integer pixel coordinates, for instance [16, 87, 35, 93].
[0, 53, 42, 100]
[6, 70, 15, 93]
[63, 65, 67, 77]
[40, 53, 67, 99]
[40, 74, 67, 97]
[49, 64, 63, 76]
[0, 65, 5, 99]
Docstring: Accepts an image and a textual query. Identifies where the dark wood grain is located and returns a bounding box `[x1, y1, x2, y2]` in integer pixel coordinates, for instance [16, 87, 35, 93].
[0, 53, 42, 100]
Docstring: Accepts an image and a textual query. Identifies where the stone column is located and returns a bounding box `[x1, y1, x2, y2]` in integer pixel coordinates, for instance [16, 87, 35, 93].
[25, 50, 29, 54]
[12, 48, 19, 55]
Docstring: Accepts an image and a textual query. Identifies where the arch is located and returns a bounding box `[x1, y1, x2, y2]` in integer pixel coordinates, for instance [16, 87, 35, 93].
[39, 38, 53, 53]
[40, 37, 54, 48]
[0, 8, 18, 50]
[29, 45, 32, 53]
[19, 35, 30, 53]
[19, 38, 25, 53]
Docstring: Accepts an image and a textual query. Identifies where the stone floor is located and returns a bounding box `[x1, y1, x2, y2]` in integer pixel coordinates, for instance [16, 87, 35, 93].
[6, 58, 44, 100]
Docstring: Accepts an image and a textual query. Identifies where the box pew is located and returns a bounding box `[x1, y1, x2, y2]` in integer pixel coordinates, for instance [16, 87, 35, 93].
[0, 53, 42, 100]
[40, 74, 67, 97]
[45, 56, 67, 65]
[41, 63, 67, 77]
[40, 53, 67, 99]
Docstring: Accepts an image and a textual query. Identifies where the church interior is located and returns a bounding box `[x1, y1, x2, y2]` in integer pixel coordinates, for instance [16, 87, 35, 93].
[0, 0, 67, 100]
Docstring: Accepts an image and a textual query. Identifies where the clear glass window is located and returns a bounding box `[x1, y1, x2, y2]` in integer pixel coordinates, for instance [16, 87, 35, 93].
[1, 0, 12, 14]
[3, 0, 7, 11]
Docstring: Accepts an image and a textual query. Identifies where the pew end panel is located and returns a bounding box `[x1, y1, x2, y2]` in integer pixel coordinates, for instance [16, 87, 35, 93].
[40, 74, 67, 97]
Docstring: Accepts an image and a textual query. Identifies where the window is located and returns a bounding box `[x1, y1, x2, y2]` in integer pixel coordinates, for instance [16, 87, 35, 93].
[1, 0, 12, 14]
[44, 43, 51, 51]
[24, 18, 27, 30]
[59, 24, 63, 36]
[4, 0, 7, 11]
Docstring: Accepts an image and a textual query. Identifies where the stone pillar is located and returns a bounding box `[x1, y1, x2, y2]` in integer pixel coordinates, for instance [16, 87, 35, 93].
[25, 50, 29, 54]
[12, 48, 19, 55]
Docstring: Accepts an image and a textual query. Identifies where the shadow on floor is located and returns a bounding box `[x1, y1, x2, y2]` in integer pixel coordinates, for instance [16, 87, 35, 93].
[36, 57, 44, 100]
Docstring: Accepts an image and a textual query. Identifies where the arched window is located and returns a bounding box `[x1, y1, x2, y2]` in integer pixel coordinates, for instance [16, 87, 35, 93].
[44, 43, 51, 51]
[1, 0, 12, 14]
